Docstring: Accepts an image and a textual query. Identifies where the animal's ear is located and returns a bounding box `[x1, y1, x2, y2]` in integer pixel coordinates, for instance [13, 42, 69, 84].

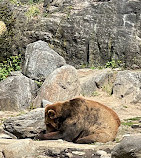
[48, 109, 56, 119]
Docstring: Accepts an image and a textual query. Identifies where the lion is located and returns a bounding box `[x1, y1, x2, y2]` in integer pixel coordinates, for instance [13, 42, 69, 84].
[38, 97, 120, 144]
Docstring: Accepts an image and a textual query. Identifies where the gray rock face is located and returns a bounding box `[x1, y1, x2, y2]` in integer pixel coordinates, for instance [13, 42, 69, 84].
[41, 99, 52, 108]
[23, 40, 66, 80]
[33, 65, 80, 107]
[111, 135, 141, 158]
[8, 0, 141, 69]
[78, 69, 116, 96]
[0, 72, 38, 111]
[3, 108, 45, 139]
[113, 71, 141, 104]
[1, 139, 112, 158]
[3, 139, 36, 158]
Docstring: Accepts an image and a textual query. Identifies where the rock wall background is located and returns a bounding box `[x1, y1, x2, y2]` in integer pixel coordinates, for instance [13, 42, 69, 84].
[0, 0, 141, 68]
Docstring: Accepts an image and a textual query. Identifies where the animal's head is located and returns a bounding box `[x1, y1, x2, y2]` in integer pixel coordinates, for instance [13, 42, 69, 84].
[45, 103, 62, 130]
[44, 98, 83, 131]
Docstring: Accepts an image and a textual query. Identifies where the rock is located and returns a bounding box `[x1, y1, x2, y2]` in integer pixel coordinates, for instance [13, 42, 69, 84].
[0, 133, 14, 139]
[0, 139, 112, 158]
[3, 108, 45, 139]
[113, 70, 141, 104]
[111, 135, 141, 158]
[33, 65, 80, 107]
[23, 40, 66, 80]
[96, 150, 111, 158]
[0, 127, 17, 139]
[131, 124, 140, 129]
[78, 69, 116, 96]
[8, 0, 141, 69]
[41, 99, 52, 108]
[9, 71, 23, 76]
[3, 139, 36, 158]
[0, 21, 7, 36]
[0, 73, 38, 111]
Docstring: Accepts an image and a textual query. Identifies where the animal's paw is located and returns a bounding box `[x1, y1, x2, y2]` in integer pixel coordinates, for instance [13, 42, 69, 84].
[34, 130, 46, 140]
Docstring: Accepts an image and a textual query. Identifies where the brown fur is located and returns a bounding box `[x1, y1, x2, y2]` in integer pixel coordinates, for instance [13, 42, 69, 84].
[39, 97, 120, 144]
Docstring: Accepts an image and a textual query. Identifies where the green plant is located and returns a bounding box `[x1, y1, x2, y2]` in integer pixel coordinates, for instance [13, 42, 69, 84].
[9, 0, 21, 5]
[29, 103, 35, 110]
[26, 5, 40, 18]
[123, 105, 128, 108]
[105, 58, 122, 69]
[35, 80, 43, 88]
[121, 117, 141, 127]
[121, 121, 134, 127]
[125, 117, 141, 121]
[92, 91, 100, 96]
[28, 0, 43, 4]
[115, 138, 120, 143]
[43, 12, 48, 17]
[102, 83, 113, 95]
[90, 65, 96, 70]
[0, 54, 21, 81]
[80, 64, 87, 68]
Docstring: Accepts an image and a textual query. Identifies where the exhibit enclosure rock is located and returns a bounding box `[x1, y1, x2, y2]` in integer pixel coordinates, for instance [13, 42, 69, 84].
[0, 72, 38, 111]
[23, 40, 66, 80]
[111, 135, 141, 158]
[33, 64, 81, 107]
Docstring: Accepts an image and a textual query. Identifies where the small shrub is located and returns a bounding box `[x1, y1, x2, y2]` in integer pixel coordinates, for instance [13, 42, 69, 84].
[92, 91, 100, 96]
[105, 58, 122, 69]
[0, 54, 21, 81]
[80, 64, 87, 69]
[102, 83, 113, 95]
[121, 117, 141, 127]
[9, 0, 21, 5]
[35, 80, 43, 88]
[90, 66, 96, 70]
[28, 0, 43, 4]
[125, 117, 141, 121]
[26, 5, 40, 18]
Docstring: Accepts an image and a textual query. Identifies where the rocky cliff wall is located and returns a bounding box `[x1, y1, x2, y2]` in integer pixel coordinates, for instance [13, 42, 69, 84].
[0, 0, 141, 68]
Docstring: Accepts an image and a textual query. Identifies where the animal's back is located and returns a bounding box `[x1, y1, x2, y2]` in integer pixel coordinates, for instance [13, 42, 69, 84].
[75, 98, 120, 143]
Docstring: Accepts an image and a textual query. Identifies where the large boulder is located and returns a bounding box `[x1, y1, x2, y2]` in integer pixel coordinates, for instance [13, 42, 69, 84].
[0, 72, 38, 111]
[23, 40, 66, 80]
[1, 139, 111, 158]
[33, 65, 81, 107]
[111, 135, 141, 158]
[3, 108, 45, 139]
[78, 69, 116, 96]
[3, 139, 37, 158]
[113, 71, 141, 104]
